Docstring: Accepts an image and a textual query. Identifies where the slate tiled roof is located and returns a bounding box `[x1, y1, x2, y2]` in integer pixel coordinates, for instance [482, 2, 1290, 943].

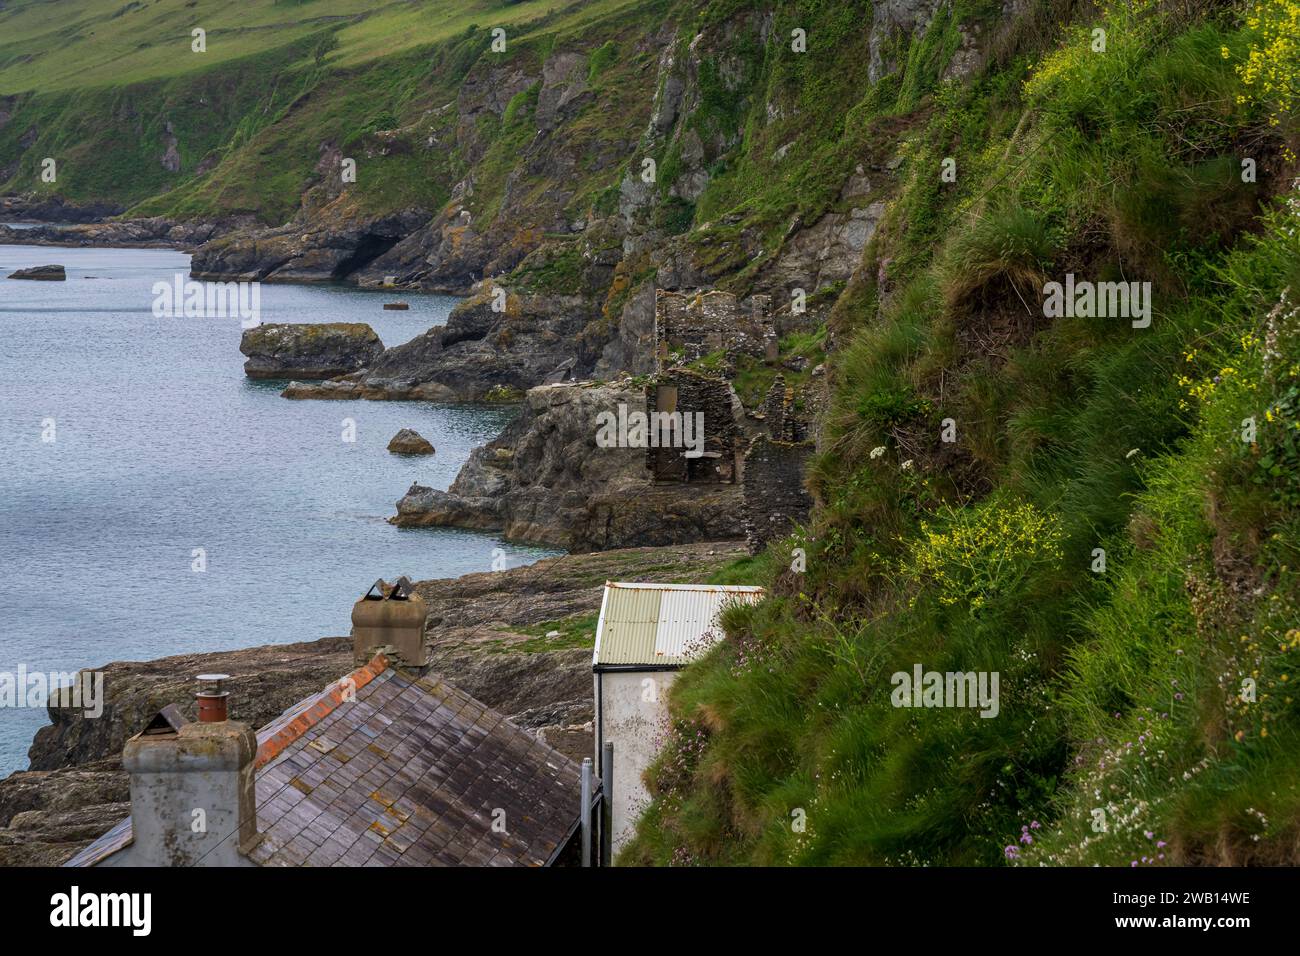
[67, 655, 583, 867]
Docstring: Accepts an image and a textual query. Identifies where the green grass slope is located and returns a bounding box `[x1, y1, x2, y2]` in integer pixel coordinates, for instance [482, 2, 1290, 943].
[0, 0, 644, 94]
[624, 0, 1300, 867]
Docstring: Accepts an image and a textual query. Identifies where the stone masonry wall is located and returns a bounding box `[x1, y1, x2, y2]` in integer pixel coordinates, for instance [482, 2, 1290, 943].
[742, 435, 814, 553]
[644, 367, 739, 483]
[654, 289, 772, 367]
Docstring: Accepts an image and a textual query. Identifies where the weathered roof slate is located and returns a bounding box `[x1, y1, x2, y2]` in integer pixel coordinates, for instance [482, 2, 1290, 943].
[66, 655, 582, 867]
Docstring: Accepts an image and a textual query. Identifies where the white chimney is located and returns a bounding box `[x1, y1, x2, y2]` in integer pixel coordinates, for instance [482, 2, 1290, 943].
[119, 680, 259, 866]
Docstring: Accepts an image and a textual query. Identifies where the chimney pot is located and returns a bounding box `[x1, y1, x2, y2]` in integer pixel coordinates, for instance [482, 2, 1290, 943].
[196, 673, 231, 722]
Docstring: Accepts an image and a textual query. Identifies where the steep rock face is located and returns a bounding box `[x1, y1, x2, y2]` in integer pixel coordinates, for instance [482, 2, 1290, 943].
[392, 381, 746, 550]
[593, 279, 658, 379]
[868, 0, 947, 84]
[0, 195, 123, 222]
[281, 284, 600, 401]
[190, 202, 430, 282]
[756, 198, 888, 296]
[0, 542, 744, 866]
[239, 322, 384, 380]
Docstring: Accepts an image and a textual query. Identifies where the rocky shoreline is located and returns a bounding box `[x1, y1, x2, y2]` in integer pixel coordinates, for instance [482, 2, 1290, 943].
[0, 194, 239, 253]
[277, 282, 600, 402]
[392, 380, 747, 551]
[0, 541, 744, 866]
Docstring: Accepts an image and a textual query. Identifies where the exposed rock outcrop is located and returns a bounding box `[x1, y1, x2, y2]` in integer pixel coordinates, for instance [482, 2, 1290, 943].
[387, 428, 435, 455]
[6, 264, 64, 280]
[0, 195, 122, 223]
[0, 217, 231, 251]
[190, 204, 431, 283]
[240, 322, 384, 380]
[392, 381, 747, 551]
[281, 283, 601, 402]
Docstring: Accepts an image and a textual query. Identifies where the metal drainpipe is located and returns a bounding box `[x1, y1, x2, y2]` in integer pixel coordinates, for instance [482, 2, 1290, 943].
[580, 758, 593, 867]
[601, 741, 614, 867]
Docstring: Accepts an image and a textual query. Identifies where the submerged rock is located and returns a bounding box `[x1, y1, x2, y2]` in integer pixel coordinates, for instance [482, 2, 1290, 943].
[7, 264, 65, 280]
[239, 322, 383, 380]
[387, 428, 435, 455]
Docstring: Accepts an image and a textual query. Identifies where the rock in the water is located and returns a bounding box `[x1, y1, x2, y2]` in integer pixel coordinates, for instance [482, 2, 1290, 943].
[382, 301, 409, 310]
[387, 428, 435, 456]
[239, 322, 383, 380]
[7, 264, 65, 280]
[278, 282, 602, 402]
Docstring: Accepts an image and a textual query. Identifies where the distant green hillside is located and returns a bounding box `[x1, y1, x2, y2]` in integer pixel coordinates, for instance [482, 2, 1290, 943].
[0, 0, 643, 93]
[0, 0, 660, 221]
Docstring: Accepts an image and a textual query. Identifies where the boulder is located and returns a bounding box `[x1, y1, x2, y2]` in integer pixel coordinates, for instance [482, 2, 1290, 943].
[387, 428, 435, 456]
[7, 264, 64, 280]
[239, 322, 383, 380]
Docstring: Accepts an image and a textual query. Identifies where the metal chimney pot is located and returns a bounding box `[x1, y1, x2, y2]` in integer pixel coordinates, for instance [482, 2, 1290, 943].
[196, 673, 231, 722]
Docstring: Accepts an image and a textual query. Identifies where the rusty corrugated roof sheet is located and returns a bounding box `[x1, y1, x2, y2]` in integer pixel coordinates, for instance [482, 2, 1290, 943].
[592, 582, 765, 668]
[68, 655, 582, 868]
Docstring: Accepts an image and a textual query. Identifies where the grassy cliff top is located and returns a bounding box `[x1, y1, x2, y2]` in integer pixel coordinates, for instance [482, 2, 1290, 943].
[0, 0, 645, 94]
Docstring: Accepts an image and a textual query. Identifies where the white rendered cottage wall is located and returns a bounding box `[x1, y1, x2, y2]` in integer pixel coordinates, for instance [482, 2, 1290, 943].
[597, 668, 679, 856]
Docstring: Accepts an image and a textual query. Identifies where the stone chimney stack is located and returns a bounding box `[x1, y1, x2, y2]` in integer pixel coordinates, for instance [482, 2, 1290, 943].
[351, 577, 428, 667]
[120, 682, 259, 867]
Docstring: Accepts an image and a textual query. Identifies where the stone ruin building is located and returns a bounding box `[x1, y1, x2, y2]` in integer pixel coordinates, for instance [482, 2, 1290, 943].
[644, 367, 740, 484]
[645, 290, 816, 552]
[654, 289, 773, 369]
[743, 375, 815, 553]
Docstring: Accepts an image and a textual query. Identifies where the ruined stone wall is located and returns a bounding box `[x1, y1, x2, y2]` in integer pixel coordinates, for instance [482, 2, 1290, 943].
[756, 373, 811, 443]
[655, 289, 772, 368]
[644, 368, 739, 483]
[742, 435, 814, 553]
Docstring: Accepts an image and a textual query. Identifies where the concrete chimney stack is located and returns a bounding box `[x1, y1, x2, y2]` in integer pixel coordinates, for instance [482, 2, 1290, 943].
[351, 576, 428, 667]
[118, 679, 259, 866]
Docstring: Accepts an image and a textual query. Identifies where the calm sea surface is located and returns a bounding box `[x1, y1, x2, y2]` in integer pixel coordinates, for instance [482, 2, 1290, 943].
[0, 245, 557, 775]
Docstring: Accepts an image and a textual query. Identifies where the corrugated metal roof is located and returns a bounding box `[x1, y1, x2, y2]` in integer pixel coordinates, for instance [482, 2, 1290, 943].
[593, 582, 765, 668]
